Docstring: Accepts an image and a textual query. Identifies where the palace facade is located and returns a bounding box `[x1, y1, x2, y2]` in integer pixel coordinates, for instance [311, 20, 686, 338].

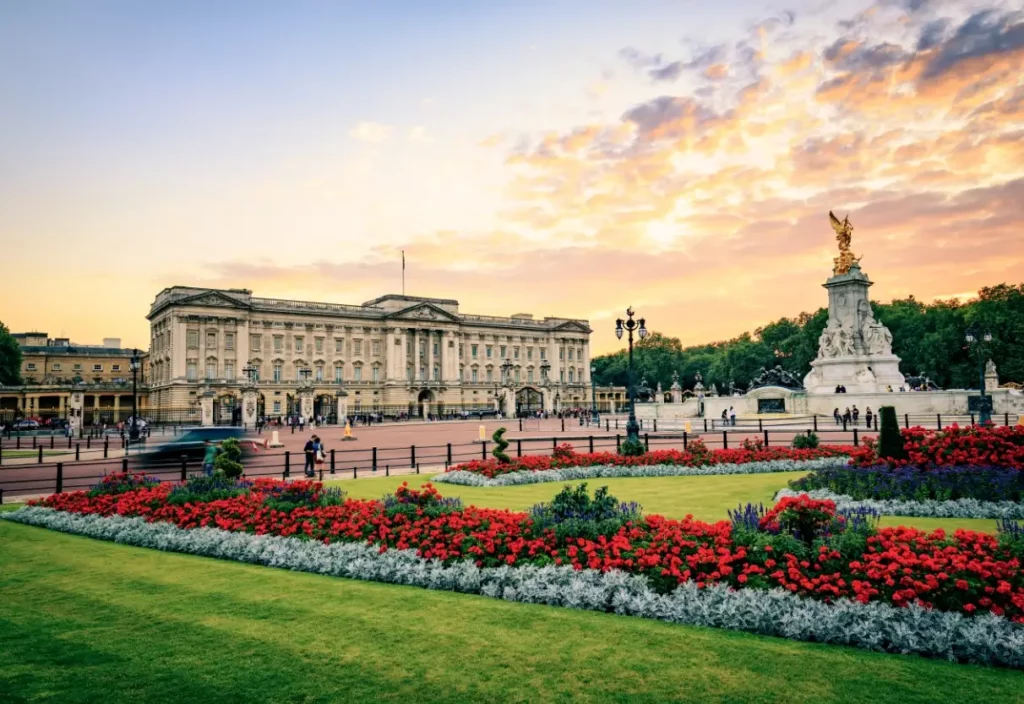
[146, 287, 593, 421]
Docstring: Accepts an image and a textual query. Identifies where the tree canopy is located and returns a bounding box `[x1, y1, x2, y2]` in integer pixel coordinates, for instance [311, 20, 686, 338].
[592, 283, 1024, 392]
[0, 321, 22, 386]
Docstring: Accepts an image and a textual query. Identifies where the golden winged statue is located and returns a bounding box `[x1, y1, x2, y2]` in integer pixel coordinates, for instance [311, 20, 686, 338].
[829, 210, 860, 274]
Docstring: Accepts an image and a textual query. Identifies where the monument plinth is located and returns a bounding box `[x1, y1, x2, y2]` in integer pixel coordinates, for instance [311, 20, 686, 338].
[803, 213, 905, 394]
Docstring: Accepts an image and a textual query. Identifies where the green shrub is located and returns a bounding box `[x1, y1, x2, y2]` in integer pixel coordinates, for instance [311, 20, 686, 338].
[214, 438, 244, 479]
[491, 427, 511, 464]
[792, 432, 820, 449]
[168, 474, 251, 505]
[529, 484, 642, 541]
[618, 438, 646, 456]
[877, 406, 907, 461]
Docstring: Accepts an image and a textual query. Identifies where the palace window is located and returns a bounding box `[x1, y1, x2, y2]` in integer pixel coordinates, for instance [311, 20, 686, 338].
[73, 363, 82, 371]
[273, 336, 283, 352]
[354, 366, 362, 382]
[226, 361, 235, 378]
[294, 336, 304, 352]
[407, 365, 414, 381]
[514, 368, 520, 383]
[93, 364, 103, 372]
[251, 335, 261, 352]
[112, 364, 121, 372]
[372, 340, 381, 356]
[486, 368, 493, 383]
[433, 366, 440, 381]
[433, 342, 439, 356]
[559, 348, 565, 360]
[207, 332, 217, 349]
[225, 333, 235, 350]
[500, 346, 506, 359]
[26, 362, 36, 371]
[315, 364, 324, 381]
[527, 347, 533, 361]
[568, 348, 574, 361]
[187, 331, 199, 348]
[206, 361, 217, 379]
[186, 362, 197, 381]
[53, 363, 61, 371]
[273, 400, 281, 414]
[335, 338, 344, 354]
[471, 344, 478, 359]
[560, 370, 565, 383]
[513, 346, 520, 359]
[419, 367, 426, 381]
[273, 364, 282, 382]
[486, 346, 492, 359]
[252, 364, 260, 380]
[315, 337, 323, 354]
[354, 340, 363, 356]
[372, 366, 380, 382]
[540, 348, 546, 360]
[527, 369, 534, 383]
[472, 368, 478, 383]
[335, 364, 344, 383]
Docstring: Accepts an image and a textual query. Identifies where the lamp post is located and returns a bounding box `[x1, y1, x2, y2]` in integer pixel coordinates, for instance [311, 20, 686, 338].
[129, 348, 140, 442]
[590, 364, 598, 424]
[242, 364, 259, 385]
[615, 307, 647, 445]
[965, 323, 993, 424]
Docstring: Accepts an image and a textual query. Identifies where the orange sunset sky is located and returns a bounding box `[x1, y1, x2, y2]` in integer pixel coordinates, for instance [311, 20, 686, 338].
[1, 0, 1021, 355]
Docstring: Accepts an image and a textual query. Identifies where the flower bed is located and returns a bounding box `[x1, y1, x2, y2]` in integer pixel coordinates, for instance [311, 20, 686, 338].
[439, 440, 855, 485]
[850, 425, 1024, 469]
[16, 474, 1024, 623]
[774, 488, 1024, 520]
[790, 464, 1024, 503]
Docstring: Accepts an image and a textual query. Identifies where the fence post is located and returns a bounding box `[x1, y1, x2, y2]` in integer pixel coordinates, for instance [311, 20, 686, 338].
[411, 445, 416, 468]
[606, 419, 610, 432]
[904, 413, 909, 429]
[330, 449, 336, 475]
[372, 447, 378, 473]
[937, 414, 942, 430]
[1006, 413, 1011, 427]
[970, 414, 975, 427]
[181, 454, 187, 481]
[703, 419, 708, 432]
[481, 441, 487, 460]
[284, 451, 290, 477]
[758, 418, 763, 432]
[319, 467, 324, 481]
[0, 445, 2, 466]
[56, 463, 63, 494]
[33, 436, 37, 448]
[38, 446, 43, 464]
[87, 435, 91, 449]
[589, 436, 594, 453]
[516, 440, 521, 458]
[416, 463, 420, 475]
[722, 430, 728, 450]
[519, 418, 522, 432]
[104, 438, 109, 458]
[615, 419, 619, 430]
[813, 415, 818, 432]
[50, 435, 55, 449]
[644, 433, 649, 451]
[353, 465, 357, 479]
[616, 434, 621, 452]
[0, 488, 3, 504]
[561, 417, 565, 432]
[763, 429, 769, 447]
[842, 417, 847, 432]
[67, 436, 71, 450]
[16, 435, 20, 449]
[385, 464, 390, 477]
[122, 458, 128, 472]
[447, 443, 453, 465]
[683, 431, 688, 450]
[853, 428, 860, 446]
[653, 420, 657, 433]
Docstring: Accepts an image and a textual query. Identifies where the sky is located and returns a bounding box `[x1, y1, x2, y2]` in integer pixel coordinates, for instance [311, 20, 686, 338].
[0, 0, 1021, 354]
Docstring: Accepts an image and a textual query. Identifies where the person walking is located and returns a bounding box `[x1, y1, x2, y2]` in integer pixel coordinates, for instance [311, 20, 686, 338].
[843, 407, 852, 427]
[303, 436, 316, 477]
[833, 408, 841, 426]
[865, 407, 874, 429]
[852, 406, 860, 426]
[729, 407, 736, 426]
[202, 439, 219, 476]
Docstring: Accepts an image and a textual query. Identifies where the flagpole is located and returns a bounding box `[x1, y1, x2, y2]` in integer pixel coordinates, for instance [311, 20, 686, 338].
[402, 250, 405, 295]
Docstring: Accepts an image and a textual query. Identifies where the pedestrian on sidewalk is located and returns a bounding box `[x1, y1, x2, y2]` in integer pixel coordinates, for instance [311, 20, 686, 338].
[303, 436, 316, 477]
[202, 439, 219, 476]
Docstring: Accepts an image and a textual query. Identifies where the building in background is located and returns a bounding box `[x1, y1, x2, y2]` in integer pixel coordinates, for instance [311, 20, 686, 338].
[146, 287, 592, 422]
[0, 334, 149, 425]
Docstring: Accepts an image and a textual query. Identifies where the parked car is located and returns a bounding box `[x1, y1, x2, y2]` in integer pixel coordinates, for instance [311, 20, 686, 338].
[13, 419, 40, 430]
[133, 427, 249, 469]
[44, 418, 70, 430]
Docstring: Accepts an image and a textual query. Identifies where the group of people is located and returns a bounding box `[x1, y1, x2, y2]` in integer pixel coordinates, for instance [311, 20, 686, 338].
[719, 407, 738, 426]
[834, 406, 874, 428]
[302, 435, 327, 477]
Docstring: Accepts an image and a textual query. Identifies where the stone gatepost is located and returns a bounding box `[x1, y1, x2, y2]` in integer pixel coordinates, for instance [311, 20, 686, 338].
[985, 360, 999, 392]
[299, 388, 314, 422]
[336, 389, 349, 423]
[68, 388, 84, 434]
[241, 386, 259, 428]
[200, 390, 215, 427]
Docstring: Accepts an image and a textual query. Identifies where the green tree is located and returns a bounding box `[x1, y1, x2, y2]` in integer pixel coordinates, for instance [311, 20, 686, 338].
[0, 321, 22, 386]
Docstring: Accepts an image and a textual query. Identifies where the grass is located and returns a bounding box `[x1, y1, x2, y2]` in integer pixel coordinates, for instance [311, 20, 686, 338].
[2, 450, 69, 459]
[2, 520, 1023, 703]
[328, 473, 1001, 534]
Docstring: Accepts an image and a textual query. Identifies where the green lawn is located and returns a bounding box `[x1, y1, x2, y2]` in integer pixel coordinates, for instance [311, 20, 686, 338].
[2, 520, 1022, 703]
[329, 473, 1000, 534]
[2, 449, 68, 459]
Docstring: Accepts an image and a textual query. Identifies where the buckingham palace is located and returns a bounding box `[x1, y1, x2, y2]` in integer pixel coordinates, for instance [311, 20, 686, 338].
[146, 286, 593, 423]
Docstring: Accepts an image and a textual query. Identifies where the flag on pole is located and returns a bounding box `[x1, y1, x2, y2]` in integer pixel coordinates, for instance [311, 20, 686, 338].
[402, 250, 405, 270]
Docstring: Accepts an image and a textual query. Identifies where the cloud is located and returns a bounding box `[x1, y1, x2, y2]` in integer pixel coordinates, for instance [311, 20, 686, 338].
[349, 121, 392, 143]
[920, 9, 1024, 80]
[408, 126, 431, 144]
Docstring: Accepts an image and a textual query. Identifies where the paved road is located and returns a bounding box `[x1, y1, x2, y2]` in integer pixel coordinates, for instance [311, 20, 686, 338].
[0, 417, 867, 500]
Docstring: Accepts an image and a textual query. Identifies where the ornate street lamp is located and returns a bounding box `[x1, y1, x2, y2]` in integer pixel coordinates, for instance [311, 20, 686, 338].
[540, 360, 551, 387]
[242, 364, 259, 385]
[129, 348, 140, 442]
[965, 323, 993, 424]
[590, 364, 599, 423]
[615, 307, 647, 445]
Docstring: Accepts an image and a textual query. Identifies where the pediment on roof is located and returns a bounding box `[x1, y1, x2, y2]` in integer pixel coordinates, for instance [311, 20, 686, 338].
[386, 302, 460, 323]
[552, 320, 592, 334]
[179, 291, 251, 310]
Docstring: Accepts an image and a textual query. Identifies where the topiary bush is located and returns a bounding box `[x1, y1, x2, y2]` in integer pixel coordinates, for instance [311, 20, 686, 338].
[619, 437, 646, 457]
[214, 437, 245, 479]
[529, 483, 641, 541]
[792, 432, 820, 449]
[491, 427, 511, 464]
[877, 406, 907, 461]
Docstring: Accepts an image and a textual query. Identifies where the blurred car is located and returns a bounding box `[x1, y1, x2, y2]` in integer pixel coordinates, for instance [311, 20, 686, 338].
[133, 427, 248, 468]
[13, 419, 40, 430]
[44, 418, 70, 430]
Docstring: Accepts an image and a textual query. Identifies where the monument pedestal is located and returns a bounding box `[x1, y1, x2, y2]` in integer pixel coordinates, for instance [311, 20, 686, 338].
[804, 354, 906, 394]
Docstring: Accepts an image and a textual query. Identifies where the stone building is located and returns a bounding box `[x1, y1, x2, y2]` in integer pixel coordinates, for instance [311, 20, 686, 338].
[0, 334, 149, 425]
[146, 287, 592, 422]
